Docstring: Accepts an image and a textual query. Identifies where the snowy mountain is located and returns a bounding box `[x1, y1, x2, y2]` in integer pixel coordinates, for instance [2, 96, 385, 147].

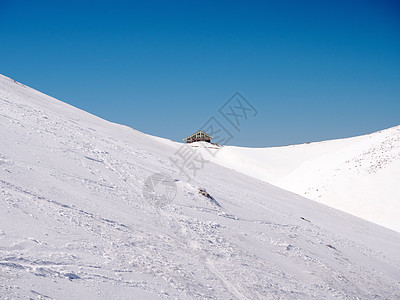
[192, 125, 400, 232]
[0, 74, 399, 299]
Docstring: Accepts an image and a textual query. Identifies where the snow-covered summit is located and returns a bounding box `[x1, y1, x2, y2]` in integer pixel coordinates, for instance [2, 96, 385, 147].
[0, 74, 399, 299]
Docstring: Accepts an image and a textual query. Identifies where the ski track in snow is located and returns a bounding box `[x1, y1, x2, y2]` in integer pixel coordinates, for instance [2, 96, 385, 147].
[0, 74, 399, 299]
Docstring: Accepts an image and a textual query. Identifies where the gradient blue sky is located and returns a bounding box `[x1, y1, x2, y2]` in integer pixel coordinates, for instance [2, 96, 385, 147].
[1, 0, 399, 146]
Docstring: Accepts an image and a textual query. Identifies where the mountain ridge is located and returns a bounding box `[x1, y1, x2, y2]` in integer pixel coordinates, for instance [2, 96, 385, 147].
[0, 74, 399, 299]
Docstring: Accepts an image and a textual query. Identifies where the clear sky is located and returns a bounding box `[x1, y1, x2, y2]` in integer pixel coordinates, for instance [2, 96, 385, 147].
[1, 0, 399, 147]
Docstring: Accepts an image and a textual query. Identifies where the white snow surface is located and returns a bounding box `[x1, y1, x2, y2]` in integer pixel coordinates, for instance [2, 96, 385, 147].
[0, 74, 399, 299]
[191, 127, 400, 233]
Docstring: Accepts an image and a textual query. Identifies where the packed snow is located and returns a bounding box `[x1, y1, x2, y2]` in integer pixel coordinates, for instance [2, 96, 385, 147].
[0, 74, 399, 299]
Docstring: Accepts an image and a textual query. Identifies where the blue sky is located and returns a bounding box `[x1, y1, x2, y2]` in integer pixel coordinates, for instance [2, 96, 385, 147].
[1, 0, 399, 147]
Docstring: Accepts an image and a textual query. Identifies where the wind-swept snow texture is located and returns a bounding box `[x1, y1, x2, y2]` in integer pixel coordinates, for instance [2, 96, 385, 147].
[193, 126, 400, 233]
[0, 74, 399, 299]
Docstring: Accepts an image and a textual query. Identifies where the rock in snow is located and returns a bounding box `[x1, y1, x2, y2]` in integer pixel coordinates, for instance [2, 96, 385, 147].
[0, 74, 399, 299]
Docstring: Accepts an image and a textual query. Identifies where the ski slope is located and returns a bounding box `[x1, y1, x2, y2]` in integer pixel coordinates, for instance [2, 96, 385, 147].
[0, 74, 399, 299]
[192, 126, 400, 232]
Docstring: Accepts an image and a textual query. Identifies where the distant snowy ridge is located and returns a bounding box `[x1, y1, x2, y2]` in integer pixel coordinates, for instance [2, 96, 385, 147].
[0, 74, 399, 299]
[192, 125, 400, 232]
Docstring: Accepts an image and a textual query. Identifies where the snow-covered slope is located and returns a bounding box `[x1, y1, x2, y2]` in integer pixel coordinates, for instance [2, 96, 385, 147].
[193, 126, 400, 232]
[0, 74, 399, 299]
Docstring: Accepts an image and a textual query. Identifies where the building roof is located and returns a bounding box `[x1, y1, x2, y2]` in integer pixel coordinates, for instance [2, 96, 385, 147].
[183, 130, 213, 141]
